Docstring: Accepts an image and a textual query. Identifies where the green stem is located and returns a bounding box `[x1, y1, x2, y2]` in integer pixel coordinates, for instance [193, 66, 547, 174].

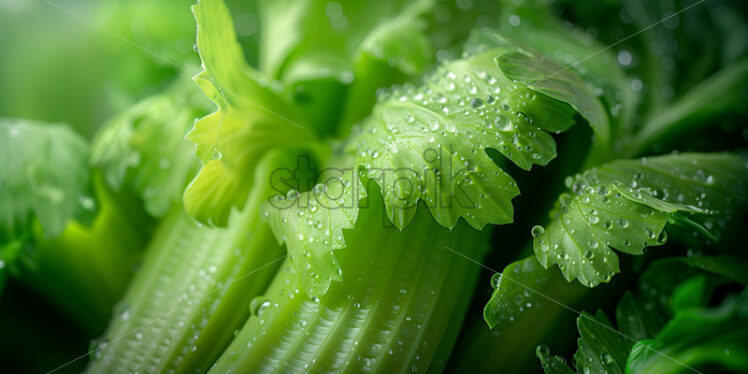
[86, 151, 299, 374]
[23, 176, 149, 336]
[624, 60, 748, 158]
[209, 194, 489, 373]
[626, 0, 666, 116]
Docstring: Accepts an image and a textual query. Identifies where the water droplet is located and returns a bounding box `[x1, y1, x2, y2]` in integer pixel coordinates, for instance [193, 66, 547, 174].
[644, 228, 655, 240]
[79, 196, 95, 211]
[630, 79, 643, 92]
[88, 339, 109, 361]
[494, 115, 512, 131]
[286, 189, 299, 199]
[531, 225, 545, 237]
[250, 296, 271, 316]
[114, 301, 130, 321]
[509, 14, 521, 26]
[602, 353, 614, 364]
[491, 273, 502, 289]
[617, 50, 632, 66]
[536, 345, 550, 357]
[313, 183, 327, 194]
[657, 230, 668, 244]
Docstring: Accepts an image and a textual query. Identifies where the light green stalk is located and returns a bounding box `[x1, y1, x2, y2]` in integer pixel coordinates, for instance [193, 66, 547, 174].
[210, 191, 489, 373]
[86, 151, 300, 374]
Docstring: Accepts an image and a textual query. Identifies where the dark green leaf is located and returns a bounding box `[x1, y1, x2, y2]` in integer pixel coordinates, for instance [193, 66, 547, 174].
[615, 292, 667, 342]
[675, 255, 748, 285]
[497, 51, 610, 144]
[573, 311, 632, 374]
[538, 312, 632, 374]
[627, 289, 748, 374]
[534, 153, 748, 287]
[484, 256, 552, 329]
[670, 275, 708, 313]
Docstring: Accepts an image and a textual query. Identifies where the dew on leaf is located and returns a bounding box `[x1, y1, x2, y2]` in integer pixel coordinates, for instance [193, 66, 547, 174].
[531, 225, 545, 237]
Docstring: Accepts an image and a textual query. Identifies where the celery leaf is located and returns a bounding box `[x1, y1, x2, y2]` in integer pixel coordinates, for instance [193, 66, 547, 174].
[186, 0, 316, 226]
[265, 27, 607, 296]
[534, 153, 748, 287]
[91, 77, 210, 216]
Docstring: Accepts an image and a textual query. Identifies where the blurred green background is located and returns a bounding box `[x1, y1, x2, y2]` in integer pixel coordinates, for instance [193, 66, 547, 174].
[0, 0, 260, 138]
